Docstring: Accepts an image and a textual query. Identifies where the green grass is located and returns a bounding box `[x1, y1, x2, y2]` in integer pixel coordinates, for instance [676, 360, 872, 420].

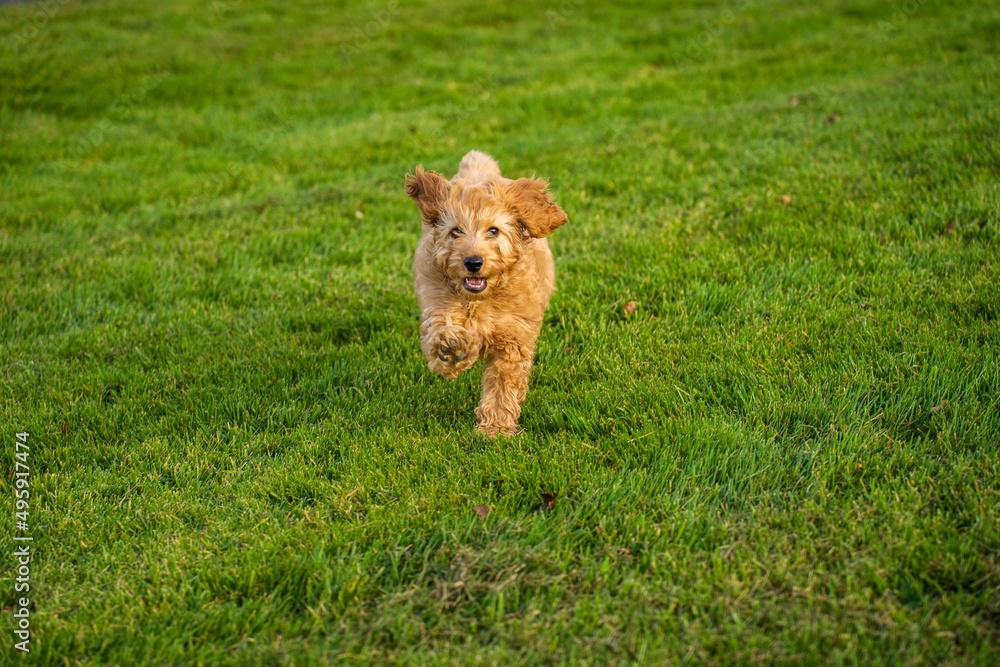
[1, 0, 999, 663]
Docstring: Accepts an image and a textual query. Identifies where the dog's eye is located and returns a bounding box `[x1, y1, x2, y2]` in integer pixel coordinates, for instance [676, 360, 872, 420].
[488, 227, 499, 236]
[450, 228, 464, 238]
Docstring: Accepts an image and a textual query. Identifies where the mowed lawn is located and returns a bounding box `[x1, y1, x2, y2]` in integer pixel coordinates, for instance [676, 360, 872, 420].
[1, 0, 999, 663]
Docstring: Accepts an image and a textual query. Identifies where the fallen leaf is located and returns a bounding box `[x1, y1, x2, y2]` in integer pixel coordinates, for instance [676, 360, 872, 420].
[931, 400, 951, 413]
[624, 301, 637, 314]
[473, 504, 490, 520]
[541, 493, 557, 511]
[779, 195, 791, 204]
[827, 114, 839, 124]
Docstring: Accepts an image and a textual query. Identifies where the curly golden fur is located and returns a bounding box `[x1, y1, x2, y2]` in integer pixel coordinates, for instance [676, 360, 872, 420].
[405, 150, 569, 436]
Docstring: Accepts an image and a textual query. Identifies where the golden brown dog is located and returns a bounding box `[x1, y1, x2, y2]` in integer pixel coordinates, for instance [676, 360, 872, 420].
[405, 150, 569, 436]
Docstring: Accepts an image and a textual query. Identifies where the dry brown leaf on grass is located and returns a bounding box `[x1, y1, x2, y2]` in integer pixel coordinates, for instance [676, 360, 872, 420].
[624, 301, 637, 314]
[473, 504, 490, 520]
[540, 493, 557, 511]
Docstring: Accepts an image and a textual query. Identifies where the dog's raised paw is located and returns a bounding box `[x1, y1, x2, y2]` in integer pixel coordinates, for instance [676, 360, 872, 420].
[427, 326, 480, 379]
[438, 337, 468, 362]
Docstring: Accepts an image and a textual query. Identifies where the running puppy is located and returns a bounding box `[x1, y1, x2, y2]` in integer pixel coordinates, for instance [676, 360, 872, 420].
[405, 150, 568, 435]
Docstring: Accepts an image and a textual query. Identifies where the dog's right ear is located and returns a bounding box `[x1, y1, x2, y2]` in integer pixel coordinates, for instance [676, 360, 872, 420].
[405, 165, 451, 226]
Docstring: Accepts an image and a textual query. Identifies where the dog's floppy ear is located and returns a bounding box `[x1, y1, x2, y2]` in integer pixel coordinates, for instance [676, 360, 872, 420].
[503, 177, 569, 239]
[405, 165, 451, 226]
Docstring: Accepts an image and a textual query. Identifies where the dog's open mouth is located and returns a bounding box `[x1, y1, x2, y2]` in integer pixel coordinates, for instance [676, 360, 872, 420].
[464, 277, 487, 293]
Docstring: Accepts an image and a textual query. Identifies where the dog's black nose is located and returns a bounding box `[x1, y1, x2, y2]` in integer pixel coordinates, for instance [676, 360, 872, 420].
[464, 256, 483, 273]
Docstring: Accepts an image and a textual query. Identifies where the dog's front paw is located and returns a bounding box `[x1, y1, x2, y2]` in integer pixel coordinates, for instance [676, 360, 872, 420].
[426, 326, 481, 379]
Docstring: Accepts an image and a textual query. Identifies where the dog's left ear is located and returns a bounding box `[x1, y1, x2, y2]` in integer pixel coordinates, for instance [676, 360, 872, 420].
[405, 165, 451, 226]
[502, 177, 569, 239]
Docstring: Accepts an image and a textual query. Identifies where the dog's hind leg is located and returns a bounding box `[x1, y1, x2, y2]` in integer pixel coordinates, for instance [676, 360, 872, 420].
[475, 345, 534, 437]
